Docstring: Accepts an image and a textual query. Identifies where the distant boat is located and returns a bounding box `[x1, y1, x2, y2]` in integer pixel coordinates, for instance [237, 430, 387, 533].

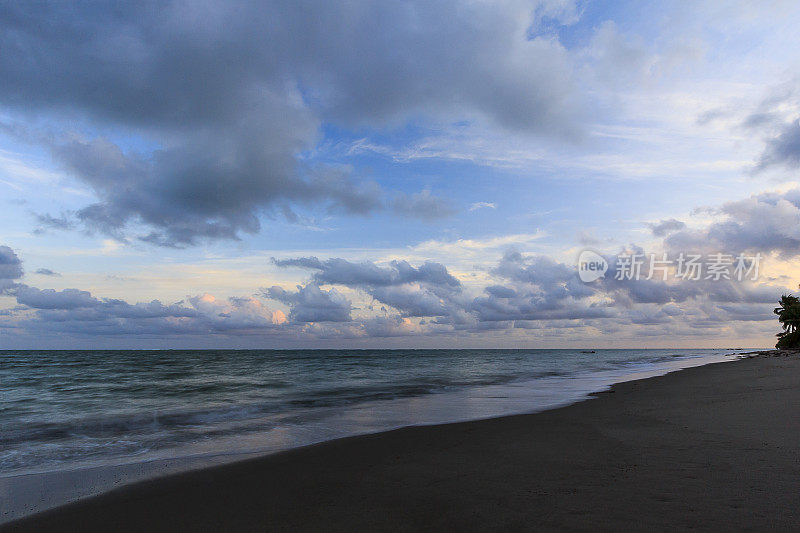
[581, 350, 596, 354]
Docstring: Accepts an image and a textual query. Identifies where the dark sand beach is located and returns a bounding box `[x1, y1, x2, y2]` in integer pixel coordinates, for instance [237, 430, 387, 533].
[5, 354, 800, 532]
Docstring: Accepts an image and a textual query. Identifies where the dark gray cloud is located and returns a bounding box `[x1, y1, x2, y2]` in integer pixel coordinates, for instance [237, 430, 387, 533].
[41, 131, 382, 246]
[596, 250, 783, 307]
[0, 245, 23, 282]
[14, 287, 100, 310]
[602, 276, 699, 305]
[0, 1, 580, 246]
[273, 257, 461, 288]
[491, 251, 595, 300]
[0, 2, 581, 133]
[494, 251, 576, 285]
[756, 119, 800, 171]
[263, 284, 351, 323]
[8, 283, 202, 322]
[470, 250, 610, 322]
[593, 250, 702, 305]
[471, 294, 612, 322]
[665, 188, 800, 258]
[647, 218, 686, 237]
[368, 285, 456, 318]
[272, 256, 466, 321]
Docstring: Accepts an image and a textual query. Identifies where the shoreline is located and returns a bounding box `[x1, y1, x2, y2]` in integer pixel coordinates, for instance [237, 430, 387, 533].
[8, 351, 800, 530]
[0, 350, 738, 524]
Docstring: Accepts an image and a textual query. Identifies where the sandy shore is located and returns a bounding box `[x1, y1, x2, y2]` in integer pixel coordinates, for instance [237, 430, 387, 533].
[5, 353, 800, 531]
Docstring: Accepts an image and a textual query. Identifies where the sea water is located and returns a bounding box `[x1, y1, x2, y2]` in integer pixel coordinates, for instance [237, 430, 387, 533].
[0, 348, 740, 521]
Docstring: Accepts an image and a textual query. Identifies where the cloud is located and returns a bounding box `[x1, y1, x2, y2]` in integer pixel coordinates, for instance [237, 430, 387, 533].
[470, 250, 607, 322]
[38, 132, 383, 247]
[469, 202, 497, 211]
[4, 285, 289, 337]
[0, 245, 23, 283]
[647, 218, 686, 237]
[262, 284, 351, 323]
[33, 213, 76, 234]
[0, 245, 292, 336]
[187, 294, 286, 330]
[756, 119, 800, 171]
[34, 268, 61, 277]
[367, 285, 455, 318]
[0, 1, 583, 246]
[272, 256, 468, 322]
[243, 243, 792, 336]
[273, 257, 461, 289]
[665, 188, 800, 258]
[13, 287, 100, 310]
[0, 217, 789, 344]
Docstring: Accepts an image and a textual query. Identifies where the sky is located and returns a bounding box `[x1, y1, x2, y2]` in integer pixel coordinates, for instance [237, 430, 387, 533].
[2, 0, 800, 348]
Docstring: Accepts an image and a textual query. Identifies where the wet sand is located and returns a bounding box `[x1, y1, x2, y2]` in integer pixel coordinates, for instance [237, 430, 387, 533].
[5, 354, 800, 531]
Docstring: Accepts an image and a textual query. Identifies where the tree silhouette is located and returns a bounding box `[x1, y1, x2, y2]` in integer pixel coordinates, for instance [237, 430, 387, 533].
[774, 292, 800, 349]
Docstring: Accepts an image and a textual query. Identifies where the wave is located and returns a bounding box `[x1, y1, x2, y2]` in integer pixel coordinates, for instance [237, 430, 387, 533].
[0, 349, 727, 473]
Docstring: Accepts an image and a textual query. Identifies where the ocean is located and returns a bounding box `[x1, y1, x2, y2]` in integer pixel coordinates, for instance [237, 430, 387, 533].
[0, 348, 739, 479]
